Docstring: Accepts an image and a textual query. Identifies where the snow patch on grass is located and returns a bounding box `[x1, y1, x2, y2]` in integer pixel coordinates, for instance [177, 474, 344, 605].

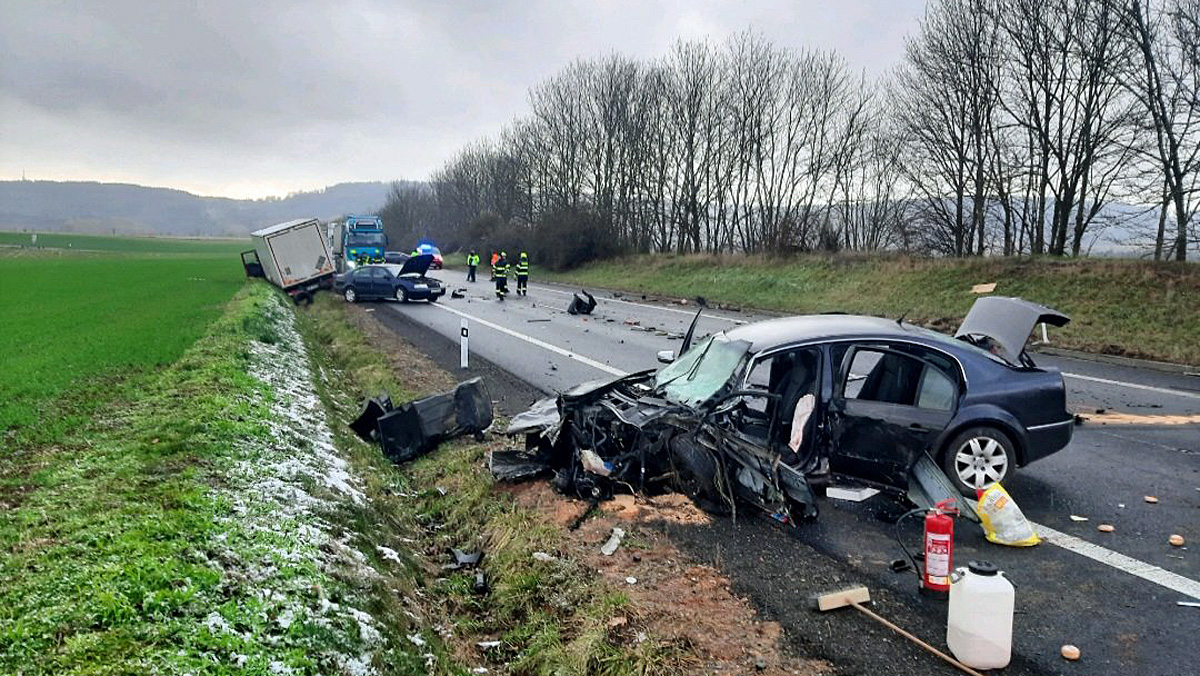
[203, 294, 394, 674]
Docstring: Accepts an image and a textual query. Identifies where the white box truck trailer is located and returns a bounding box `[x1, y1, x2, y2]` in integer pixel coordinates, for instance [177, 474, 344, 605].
[241, 218, 337, 304]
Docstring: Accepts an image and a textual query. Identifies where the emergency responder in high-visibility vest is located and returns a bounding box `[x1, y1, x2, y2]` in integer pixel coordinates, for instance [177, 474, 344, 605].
[493, 252, 509, 300]
[466, 249, 480, 282]
[489, 251, 500, 281]
[515, 251, 530, 296]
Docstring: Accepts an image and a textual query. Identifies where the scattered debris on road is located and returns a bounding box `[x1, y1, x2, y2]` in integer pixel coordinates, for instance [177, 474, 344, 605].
[1098, 524, 1116, 532]
[1169, 534, 1185, 546]
[566, 289, 597, 315]
[1069, 514, 1089, 522]
[826, 485, 880, 502]
[1145, 495, 1159, 503]
[1061, 644, 1081, 661]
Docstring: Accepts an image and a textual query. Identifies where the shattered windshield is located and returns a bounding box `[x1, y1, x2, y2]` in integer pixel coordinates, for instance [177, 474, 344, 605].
[653, 335, 750, 408]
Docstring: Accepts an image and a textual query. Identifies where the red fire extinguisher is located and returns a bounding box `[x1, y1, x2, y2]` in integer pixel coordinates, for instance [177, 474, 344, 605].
[895, 499, 959, 594]
[922, 499, 958, 593]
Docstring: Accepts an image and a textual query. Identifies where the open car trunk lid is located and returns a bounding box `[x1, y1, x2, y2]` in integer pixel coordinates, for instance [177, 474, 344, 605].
[397, 253, 434, 277]
[955, 296, 1070, 364]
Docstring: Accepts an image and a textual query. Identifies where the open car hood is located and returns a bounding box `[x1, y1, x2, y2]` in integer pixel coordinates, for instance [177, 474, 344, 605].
[955, 296, 1070, 364]
[398, 253, 434, 277]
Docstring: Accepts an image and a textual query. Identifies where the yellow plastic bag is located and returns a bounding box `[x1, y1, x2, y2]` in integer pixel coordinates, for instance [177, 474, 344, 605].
[974, 483, 1040, 547]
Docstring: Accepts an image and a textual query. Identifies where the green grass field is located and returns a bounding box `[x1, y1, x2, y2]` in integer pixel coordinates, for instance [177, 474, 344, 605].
[0, 241, 247, 440]
[542, 254, 1200, 365]
[0, 230, 250, 255]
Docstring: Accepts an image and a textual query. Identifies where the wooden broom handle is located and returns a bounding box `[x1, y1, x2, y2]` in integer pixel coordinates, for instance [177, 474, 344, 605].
[850, 602, 987, 676]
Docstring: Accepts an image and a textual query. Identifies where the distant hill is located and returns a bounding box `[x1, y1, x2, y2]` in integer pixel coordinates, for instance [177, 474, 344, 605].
[0, 180, 397, 236]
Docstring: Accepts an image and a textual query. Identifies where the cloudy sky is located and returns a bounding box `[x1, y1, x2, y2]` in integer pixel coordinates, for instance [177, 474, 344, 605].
[0, 1, 925, 198]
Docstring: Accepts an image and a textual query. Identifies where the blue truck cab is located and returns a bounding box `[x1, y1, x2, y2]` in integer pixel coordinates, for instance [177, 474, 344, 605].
[342, 215, 388, 268]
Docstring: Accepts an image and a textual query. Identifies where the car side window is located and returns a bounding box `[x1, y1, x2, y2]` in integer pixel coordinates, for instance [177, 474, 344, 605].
[841, 348, 923, 406]
[916, 365, 956, 410]
[371, 267, 390, 279]
[354, 267, 372, 279]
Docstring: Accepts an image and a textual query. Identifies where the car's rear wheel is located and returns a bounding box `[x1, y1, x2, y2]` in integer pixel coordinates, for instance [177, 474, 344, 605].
[942, 426, 1016, 496]
[428, 294, 439, 303]
[344, 287, 357, 303]
[395, 286, 408, 303]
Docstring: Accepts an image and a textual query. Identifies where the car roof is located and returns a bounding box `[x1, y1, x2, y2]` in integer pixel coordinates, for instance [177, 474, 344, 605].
[724, 314, 960, 353]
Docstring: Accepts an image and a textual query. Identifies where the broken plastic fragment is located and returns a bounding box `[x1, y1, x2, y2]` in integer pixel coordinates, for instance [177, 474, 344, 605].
[532, 552, 554, 562]
[1069, 515, 1088, 522]
[600, 527, 626, 556]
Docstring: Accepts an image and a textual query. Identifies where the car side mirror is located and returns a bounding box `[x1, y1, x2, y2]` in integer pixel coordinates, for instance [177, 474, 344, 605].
[656, 350, 675, 364]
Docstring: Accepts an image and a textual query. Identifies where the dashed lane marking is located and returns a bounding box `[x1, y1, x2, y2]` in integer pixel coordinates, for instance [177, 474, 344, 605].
[1063, 373, 1200, 399]
[1036, 524, 1200, 600]
[428, 300, 1200, 601]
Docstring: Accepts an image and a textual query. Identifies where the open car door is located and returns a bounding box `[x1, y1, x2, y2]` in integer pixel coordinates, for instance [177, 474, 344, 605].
[826, 345, 958, 489]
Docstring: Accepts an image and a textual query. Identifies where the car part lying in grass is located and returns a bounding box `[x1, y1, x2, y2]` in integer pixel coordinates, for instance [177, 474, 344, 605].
[350, 378, 494, 463]
[496, 296, 1071, 522]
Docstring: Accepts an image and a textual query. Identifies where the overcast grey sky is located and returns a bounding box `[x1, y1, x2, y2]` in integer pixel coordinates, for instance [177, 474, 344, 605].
[0, 1, 925, 198]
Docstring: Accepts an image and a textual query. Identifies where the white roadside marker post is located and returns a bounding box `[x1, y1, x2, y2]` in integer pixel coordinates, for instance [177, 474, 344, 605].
[460, 319, 469, 369]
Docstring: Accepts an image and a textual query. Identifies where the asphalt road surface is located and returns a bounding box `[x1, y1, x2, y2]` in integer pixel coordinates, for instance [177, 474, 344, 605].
[370, 278, 1199, 675]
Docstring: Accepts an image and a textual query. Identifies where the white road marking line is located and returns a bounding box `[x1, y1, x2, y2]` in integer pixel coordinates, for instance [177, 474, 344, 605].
[423, 301, 1200, 600]
[1035, 523, 1200, 600]
[1064, 372, 1200, 399]
[534, 284, 748, 324]
[426, 302, 627, 377]
[1095, 429, 1196, 453]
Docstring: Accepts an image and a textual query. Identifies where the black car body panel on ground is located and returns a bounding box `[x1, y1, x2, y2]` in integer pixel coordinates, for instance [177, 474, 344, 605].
[498, 297, 1073, 521]
[335, 254, 445, 303]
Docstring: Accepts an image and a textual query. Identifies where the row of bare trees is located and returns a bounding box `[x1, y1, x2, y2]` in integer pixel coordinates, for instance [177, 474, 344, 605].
[384, 0, 1200, 264]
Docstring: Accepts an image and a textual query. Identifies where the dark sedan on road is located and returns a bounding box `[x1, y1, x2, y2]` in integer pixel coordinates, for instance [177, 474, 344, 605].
[502, 297, 1073, 521]
[336, 254, 445, 303]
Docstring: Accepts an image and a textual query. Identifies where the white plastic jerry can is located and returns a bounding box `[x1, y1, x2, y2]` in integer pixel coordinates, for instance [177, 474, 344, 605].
[947, 560, 1015, 669]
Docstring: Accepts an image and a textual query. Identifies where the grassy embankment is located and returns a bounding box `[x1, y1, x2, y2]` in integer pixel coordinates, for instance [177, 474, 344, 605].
[2, 238, 431, 674]
[297, 295, 691, 675]
[540, 254, 1200, 365]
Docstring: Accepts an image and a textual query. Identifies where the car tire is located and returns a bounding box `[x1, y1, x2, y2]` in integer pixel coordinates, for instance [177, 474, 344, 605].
[670, 437, 731, 515]
[395, 287, 408, 303]
[428, 294, 439, 303]
[344, 287, 357, 303]
[942, 426, 1016, 496]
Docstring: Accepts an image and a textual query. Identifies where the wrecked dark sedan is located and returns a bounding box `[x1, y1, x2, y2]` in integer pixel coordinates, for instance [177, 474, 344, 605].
[498, 297, 1072, 522]
[337, 254, 445, 303]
